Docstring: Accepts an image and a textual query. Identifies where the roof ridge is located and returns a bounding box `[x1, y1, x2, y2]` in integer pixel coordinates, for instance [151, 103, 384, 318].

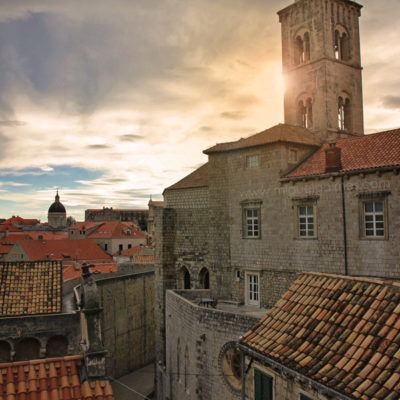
[305, 271, 400, 287]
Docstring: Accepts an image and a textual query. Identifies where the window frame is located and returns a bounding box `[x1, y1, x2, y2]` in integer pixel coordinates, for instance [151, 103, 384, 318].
[254, 368, 273, 400]
[358, 192, 390, 240]
[241, 200, 262, 239]
[292, 197, 319, 239]
[245, 271, 260, 306]
[245, 154, 260, 169]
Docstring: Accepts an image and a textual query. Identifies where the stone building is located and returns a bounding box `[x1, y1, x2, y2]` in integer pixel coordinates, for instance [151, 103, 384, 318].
[85, 207, 148, 231]
[154, 0, 400, 398]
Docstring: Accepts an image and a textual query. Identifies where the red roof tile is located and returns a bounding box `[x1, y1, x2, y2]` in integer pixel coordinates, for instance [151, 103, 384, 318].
[15, 239, 112, 263]
[0, 261, 62, 316]
[87, 222, 146, 239]
[119, 245, 154, 256]
[204, 123, 322, 154]
[85, 208, 147, 213]
[241, 272, 400, 400]
[2, 216, 40, 226]
[0, 224, 22, 233]
[62, 263, 117, 281]
[69, 222, 104, 231]
[0, 356, 113, 400]
[165, 163, 209, 191]
[286, 128, 400, 178]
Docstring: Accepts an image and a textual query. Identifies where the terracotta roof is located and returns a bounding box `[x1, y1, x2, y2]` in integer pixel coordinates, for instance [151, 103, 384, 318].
[2, 216, 40, 225]
[0, 261, 62, 316]
[0, 224, 22, 233]
[165, 162, 209, 191]
[119, 245, 154, 256]
[85, 208, 148, 213]
[88, 222, 147, 239]
[62, 263, 117, 281]
[203, 124, 322, 154]
[0, 355, 113, 400]
[14, 239, 112, 263]
[69, 222, 103, 231]
[285, 128, 400, 178]
[149, 200, 164, 207]
[241, 272, 400, 400]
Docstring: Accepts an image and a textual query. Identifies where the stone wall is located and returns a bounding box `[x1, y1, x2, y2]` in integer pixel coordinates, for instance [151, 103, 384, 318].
[163, 290, 259, 400]
[96, 271, 155, 378]
[0, 313, 81, 361]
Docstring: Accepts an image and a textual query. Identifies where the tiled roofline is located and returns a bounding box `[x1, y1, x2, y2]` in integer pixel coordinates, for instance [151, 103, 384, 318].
[0, 354, 83, 368]
[238, 343, 352, 400]
[281, 165, 400, 182]
[303, 271, 400, 288]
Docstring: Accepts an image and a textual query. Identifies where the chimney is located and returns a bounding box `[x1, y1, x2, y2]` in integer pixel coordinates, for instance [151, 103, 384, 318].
[325, 142, 342, 173]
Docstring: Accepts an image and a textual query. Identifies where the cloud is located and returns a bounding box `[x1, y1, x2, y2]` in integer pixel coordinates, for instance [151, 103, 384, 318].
[119, 134, 143, 142]
[0, 120, 26, 126]
[220, 111, 247, 120]
[86, 144, 111, 150]
[381, 96, 400, 110]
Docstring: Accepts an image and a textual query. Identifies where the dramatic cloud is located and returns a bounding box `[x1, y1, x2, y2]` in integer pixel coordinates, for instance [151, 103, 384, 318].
[0, 0, 398, 220]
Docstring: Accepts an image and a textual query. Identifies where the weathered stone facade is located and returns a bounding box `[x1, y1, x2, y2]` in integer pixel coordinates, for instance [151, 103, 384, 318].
[163, 290, 260, 400]
[97, 271, 155, 378]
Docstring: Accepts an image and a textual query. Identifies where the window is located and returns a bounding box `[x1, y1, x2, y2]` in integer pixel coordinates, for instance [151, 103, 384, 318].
[294, 32, 310, 65]
[254, 369, 273, 400]
[334, 29, 350, 61]
[338, 96, 351, 131]
[246, 154, 259, 168]
[293, 197, 318, 239]
[289, 149, 298, 162]
[246, 272, 259, 306]
[242, 200, 262, 239]
[119, 244, 123, 252]
[297, 98, 312, 128]
[298, 205, 315, 238]
[359, 192, 389, 239]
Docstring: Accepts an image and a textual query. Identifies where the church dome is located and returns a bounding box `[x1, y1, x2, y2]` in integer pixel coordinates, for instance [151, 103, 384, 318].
[48, 191, 66, 213]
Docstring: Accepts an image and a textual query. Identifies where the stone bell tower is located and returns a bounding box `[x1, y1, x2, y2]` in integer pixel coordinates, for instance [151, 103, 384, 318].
[278, 0, 364, 140]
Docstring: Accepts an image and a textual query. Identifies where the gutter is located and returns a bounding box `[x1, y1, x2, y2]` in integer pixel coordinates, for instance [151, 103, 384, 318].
[238, 344, 352, 400]
[281, 165, 400, 183]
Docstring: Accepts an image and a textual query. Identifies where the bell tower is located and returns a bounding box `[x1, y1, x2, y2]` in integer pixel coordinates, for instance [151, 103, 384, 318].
[278, 0, 364, 140]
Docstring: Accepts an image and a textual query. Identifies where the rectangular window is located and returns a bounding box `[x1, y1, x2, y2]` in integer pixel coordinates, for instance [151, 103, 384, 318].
[364, 200, 384, 237]
[246, 154, 259, 168]
[298, 205, 315, 237]
[358, 192, 389, 240]
[254, 369, 273, 400]
[246, 208, 259, 238]
[246, 272, 260, 306]
[119, 244, 123, 251]
[289, 149, 298, 162]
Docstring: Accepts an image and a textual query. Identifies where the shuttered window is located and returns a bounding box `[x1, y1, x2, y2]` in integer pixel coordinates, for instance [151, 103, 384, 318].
[254, 369, 273, 400]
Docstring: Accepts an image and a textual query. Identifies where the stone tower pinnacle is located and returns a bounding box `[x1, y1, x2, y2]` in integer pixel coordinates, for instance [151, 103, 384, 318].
[278, 0, 364, 140]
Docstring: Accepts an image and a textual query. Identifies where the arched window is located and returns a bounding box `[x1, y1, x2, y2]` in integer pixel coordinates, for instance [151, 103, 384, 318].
[294, 36, 304, 65]
[335, 29, 350, 61]
[15, 338, 41, 361]
[199, 267, 210, 289]
[180, 266, 191, 289]
[338, 97, 351, 131]
[298, 98, 312, 128]
[0, 341, 11, 363]
[304, 32, 310, 62]
[46, 335, 68, 357]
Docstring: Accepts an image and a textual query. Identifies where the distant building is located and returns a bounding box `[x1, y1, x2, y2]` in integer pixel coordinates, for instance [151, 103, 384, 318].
[68, 221, 147, 255]
[5, 239, 116, 280]
[147, 199, 164, 242]
[48, 191, 67, 229]
[85, 207, 148, 230]
[115, 244, 154, 264]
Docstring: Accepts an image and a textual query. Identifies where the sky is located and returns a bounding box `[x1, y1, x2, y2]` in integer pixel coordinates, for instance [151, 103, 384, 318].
[0, 0, 399, 221]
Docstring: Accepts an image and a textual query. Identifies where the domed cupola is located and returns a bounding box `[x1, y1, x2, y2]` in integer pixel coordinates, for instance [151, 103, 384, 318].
[48, 191, 67, 228]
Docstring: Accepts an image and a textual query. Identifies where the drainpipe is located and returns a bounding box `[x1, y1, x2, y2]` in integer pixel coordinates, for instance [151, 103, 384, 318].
[341, 176, 348, 276]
